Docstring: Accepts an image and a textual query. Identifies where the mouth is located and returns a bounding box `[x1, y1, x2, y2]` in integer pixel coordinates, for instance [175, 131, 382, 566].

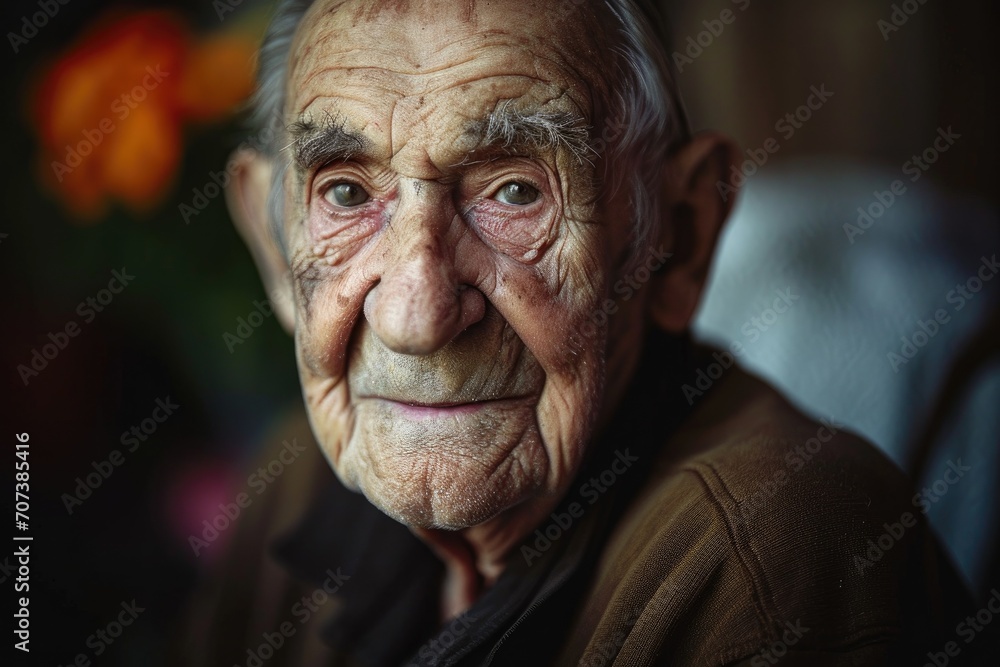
[362, 395, 535, 419]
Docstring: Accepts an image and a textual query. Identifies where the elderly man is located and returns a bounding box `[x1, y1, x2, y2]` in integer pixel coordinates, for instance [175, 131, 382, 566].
[191, 0, 973, 665]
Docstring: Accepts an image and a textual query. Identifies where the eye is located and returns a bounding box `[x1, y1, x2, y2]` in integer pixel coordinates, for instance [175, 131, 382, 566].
[324, 182, 369, 207]
[493, 181, 539, 206]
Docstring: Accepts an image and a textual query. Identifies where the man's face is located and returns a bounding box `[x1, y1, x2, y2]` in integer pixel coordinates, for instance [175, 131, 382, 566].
[281, 0, 639, 529]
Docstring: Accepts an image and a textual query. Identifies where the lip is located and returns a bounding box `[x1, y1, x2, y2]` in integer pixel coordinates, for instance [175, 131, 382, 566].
[362, 396, 534, 419]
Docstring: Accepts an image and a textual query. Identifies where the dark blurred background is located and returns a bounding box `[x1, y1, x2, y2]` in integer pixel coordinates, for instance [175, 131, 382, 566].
[0, 0, 996, 664]
[673, 0, 997, 203]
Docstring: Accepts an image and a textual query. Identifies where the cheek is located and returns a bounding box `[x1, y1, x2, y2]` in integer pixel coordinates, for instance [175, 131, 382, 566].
[285, 194, 396, 366]
[468, 199, 556, 263]
[308, 199, 389, 268]
[495, 244, 607, 387]
[496, 263, 606, 487]
[464, 161, 564, 264]
[287, 247, 377, 379]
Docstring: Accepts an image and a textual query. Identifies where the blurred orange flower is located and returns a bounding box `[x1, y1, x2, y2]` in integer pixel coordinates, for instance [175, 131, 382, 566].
[31, 9, 257, 221]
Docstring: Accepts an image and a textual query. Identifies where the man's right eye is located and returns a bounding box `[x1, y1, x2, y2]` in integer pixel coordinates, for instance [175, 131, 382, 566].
[324, 182, 370, 207]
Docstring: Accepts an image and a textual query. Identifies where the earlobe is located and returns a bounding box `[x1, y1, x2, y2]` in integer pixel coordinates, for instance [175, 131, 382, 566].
[225, 147, 296, 334]
[648, 132, 740, 333]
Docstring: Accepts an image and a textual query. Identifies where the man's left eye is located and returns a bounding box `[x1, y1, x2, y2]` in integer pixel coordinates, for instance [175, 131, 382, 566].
[493, 181, 539, 206]
[324, 182, 370, 207]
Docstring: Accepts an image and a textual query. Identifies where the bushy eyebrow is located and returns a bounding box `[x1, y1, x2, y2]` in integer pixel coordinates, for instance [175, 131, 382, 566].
[285, 101, 594, 172]
[287, 113, 368, 171]
[464, 100, 594, 165]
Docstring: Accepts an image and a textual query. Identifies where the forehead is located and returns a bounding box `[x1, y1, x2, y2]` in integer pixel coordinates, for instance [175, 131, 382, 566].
[286, 0, 612, 138]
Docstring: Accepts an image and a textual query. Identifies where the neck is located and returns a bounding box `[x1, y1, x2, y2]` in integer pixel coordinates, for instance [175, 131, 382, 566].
[411, 494, 567, 620]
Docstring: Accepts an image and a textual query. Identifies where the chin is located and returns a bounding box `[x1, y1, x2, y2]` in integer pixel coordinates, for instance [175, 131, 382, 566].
[366, 488, 512, 531]
[338, 408, 551, 529]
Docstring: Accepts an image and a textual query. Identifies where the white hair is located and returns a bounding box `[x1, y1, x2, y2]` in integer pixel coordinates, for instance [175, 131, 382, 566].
[250, 0, 689, 269]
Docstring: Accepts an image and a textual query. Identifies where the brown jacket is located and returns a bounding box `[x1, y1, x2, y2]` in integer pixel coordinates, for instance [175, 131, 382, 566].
[556, 368, 970, 665]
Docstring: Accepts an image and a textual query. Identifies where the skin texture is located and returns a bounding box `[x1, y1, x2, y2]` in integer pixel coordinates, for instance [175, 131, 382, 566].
[229, 0, 739, 619]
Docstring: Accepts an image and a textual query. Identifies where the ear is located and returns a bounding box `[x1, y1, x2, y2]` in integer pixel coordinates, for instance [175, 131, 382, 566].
[225, 147, 295, 334]
[647, 132, 740, 333]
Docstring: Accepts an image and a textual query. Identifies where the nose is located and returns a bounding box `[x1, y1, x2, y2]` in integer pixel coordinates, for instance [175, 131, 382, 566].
[363, 189, 485, 356]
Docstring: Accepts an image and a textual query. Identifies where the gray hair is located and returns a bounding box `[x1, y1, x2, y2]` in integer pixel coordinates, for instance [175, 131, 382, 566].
[250, 0, 689, 269]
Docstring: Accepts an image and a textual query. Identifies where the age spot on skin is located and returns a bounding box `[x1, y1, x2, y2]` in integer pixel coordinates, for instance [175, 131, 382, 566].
[291, 255, 325, 322]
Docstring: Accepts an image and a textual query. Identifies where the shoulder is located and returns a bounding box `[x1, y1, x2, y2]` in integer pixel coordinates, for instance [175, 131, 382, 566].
[570, 369, 967, 665]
